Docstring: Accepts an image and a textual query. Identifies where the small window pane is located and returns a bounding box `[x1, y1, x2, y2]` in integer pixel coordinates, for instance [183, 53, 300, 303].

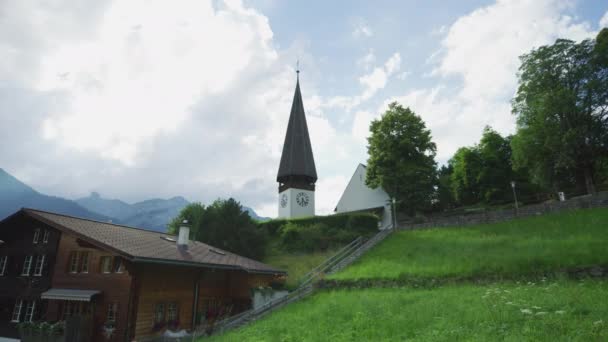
[106, 303, 118, 324]
[68, 252, 79, 273]
[100, 257, 112, 273]
[32, 229, 40, 244]
[43, 230, 50, 244]
[154, 303, 165, 324]
[80, 252, 89, 273]
[33, 255, 46, 276]
[11, 300, 23, 322]
[0, 256, 7, 276]
[21, 256, 33, 276]
[167, 303, 178, 321]
[24, 301, 36, 322]
[114, 257, 124, 273]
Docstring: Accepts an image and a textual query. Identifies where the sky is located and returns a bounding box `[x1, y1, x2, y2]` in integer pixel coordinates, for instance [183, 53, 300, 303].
[1, 0, 607, 217]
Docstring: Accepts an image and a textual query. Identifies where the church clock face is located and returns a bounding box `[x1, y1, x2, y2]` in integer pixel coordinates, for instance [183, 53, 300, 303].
[280, 194, 288, 208]
[296, 192, 310, 207]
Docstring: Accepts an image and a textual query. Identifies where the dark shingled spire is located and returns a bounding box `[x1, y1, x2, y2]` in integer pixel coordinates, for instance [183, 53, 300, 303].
[276, 73, 317, 191]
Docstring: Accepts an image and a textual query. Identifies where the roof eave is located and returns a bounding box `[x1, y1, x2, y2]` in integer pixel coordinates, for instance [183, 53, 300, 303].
[131, 256, 287, 276]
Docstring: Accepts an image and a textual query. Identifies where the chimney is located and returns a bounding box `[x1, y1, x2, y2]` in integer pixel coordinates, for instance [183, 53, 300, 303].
[178, 220, 190, 247]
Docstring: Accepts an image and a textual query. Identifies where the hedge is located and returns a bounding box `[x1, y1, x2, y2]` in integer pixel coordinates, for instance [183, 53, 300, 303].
[257, 212, 380, 252]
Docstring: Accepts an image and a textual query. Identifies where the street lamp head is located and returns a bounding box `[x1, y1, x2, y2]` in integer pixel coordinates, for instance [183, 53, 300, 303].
[510, 181, 516, 188]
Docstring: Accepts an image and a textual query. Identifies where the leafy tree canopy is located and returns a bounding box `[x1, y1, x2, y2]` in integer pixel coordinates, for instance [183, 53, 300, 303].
[511, 32, 608, 194]
[365, 102, 437, 215]
[168, 198, 267, 260]
[447, 126, 539, 206]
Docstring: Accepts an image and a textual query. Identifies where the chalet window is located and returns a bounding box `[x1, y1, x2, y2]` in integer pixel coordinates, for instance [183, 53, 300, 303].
[0, 256, 7, 276]
[100, 256, 112, 274]
[153, 303, 165, 324]
[62, 301, 80, 319]
[43, 230, 50, 244]
[113, 257, 124, 273]
[24, 301, 36, 322]
[167, 302, 178, 322]
[33, 255, 46, 276]
[68, 252, 79, 273]
[80, 252, 89, 273]
[21, 255, 33, 276]
[33, 229, 41, 244]
[106, 303, 118, 325]
[11, 300, 23, 322]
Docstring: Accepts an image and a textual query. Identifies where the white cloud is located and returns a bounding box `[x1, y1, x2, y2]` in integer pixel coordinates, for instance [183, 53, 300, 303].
[326, 52, 402, 112]
[0, 0, 344, 218]
[360, 53, 400, 101]
[352, 110, 374, 143]
[315, 175, 349, 214]
[601, 11, 608, 28]
[367, 0, 598, 165]
[36, 0, 278, 165]
[356, 49, 376, 70]
[353, 23, 373, 38]
[436, 0, 593, 102]
[397, 71, 410, 80]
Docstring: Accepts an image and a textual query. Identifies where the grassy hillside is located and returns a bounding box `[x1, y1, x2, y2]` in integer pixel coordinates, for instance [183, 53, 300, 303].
[205, 208, 608, 341]
[332, 208, 608, 281]
[209, 280, 608, 341]
[263, 248, 339, 289]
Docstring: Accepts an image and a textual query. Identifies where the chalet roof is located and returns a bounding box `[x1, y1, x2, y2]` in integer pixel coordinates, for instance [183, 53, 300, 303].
[13, 208, 284, 275]
[277, 76, 317, 182]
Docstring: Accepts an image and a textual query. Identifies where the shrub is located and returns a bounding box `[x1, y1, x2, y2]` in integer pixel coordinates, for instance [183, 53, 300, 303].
[259, 212, 378, 237]
[274, 213, 379, 252]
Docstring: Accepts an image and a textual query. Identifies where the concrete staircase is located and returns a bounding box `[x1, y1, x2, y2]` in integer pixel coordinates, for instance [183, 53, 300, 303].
[206, 228, 395, 337]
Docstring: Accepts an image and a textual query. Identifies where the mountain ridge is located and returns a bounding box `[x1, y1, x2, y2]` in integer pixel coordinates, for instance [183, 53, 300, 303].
[1, 169, 270, 232]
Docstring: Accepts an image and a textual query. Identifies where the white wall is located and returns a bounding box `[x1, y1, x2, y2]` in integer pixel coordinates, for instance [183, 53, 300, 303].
[252, 289, 289, 310]
[335, 164, 393, 229]
[278, 188, 315, 219]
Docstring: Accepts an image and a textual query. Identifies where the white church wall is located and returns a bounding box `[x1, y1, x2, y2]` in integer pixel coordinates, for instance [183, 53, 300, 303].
[335, 164, 393, 229]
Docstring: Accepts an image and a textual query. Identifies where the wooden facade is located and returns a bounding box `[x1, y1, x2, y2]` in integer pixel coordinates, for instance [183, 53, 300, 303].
[0, 213, 60, 339]
[1, 209, 285, 341]
[45, 232, 135, 342]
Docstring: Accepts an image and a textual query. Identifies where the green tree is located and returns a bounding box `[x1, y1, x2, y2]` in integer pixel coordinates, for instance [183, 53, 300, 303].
[448, 127, 537, 206]
[511, 32, 608, 194]
[477, 127, 514, 203]
[366, 102, 438, 215]
[436, 164, 456, 210]
[168, 198, 267, 260]
[449, 146, 482, 205]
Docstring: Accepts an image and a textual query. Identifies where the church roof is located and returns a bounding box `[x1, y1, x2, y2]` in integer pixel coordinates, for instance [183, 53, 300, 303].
[277, 75, 317, 182]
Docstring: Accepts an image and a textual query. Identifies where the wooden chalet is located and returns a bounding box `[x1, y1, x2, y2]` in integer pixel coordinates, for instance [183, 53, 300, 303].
[0, 208, 285, 341]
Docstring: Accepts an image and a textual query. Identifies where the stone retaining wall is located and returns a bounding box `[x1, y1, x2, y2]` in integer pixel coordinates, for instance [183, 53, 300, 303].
[399, 191, 608, 230]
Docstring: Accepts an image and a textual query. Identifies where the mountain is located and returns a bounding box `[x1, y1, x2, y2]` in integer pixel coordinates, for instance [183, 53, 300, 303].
[242, 206, 270, 222]
[76, 193, 189, 232]
[1, 168, 270, 232]
[0, 168, 112, 222]
[76, 193, 269, 230]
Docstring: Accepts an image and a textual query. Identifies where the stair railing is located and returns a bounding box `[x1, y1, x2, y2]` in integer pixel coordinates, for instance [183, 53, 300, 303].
[211, 235, 367, 333]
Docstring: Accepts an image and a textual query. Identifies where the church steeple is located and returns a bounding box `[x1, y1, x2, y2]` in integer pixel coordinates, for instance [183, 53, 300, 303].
[277, 70, 317, 193]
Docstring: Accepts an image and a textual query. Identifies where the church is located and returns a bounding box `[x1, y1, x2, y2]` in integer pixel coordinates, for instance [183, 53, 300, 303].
[276, 70, 317, 219]
[275, 71, 393, 228]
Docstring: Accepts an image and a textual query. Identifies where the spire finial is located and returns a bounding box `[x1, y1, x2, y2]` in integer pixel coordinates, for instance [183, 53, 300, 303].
[296, 59, 300, 81]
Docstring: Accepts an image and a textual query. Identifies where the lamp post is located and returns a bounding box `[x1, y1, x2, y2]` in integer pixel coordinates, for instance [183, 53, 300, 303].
[391, 197, 397, 229]
[510, 181, 519, 215]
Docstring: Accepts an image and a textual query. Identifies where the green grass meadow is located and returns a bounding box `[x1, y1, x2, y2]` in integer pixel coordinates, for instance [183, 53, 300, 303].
[209, 280, 608, 342]
[331, 208, 608, 281]
[263, 248, 338, 289]
[205, 208, 608, 341]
